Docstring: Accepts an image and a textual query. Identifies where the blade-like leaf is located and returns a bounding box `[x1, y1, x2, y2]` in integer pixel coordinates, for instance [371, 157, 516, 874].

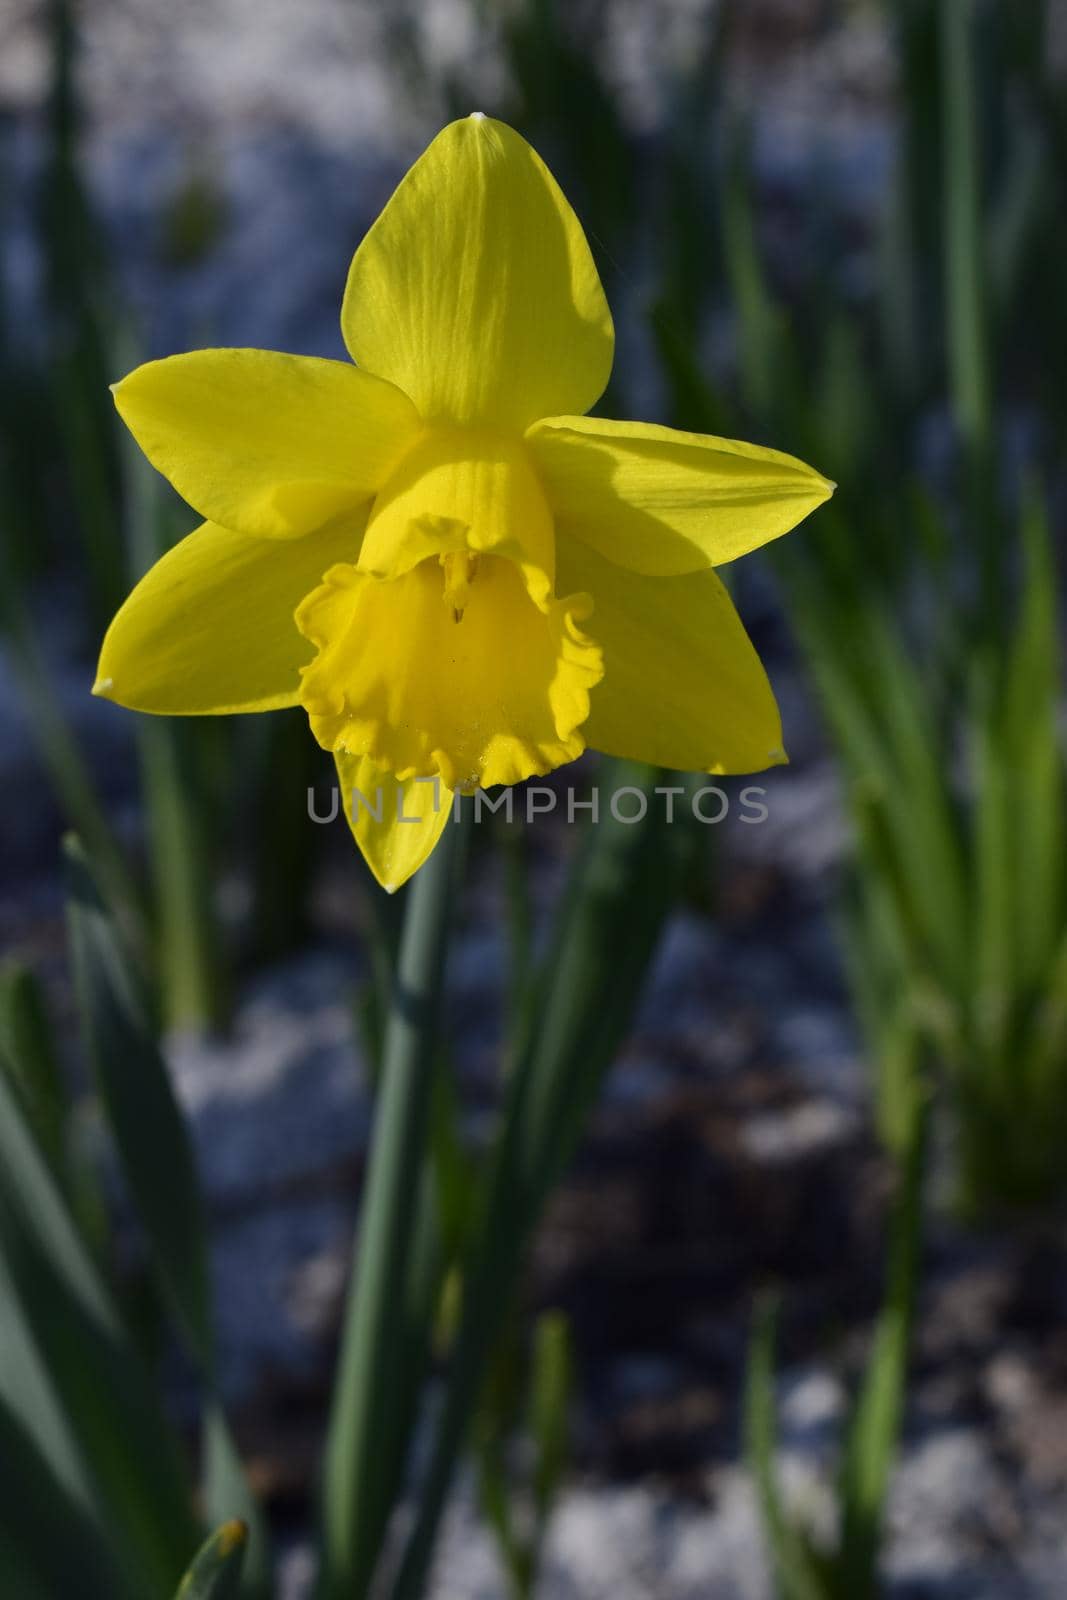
[942, 0, 1003, 633]
[202, 1403, 271, 1598]
[65, 836, 270, 1595]
[530, 1310, 572, 1531]
[0, 592, 143, 934]
[970, 668, 1014, 1064]
[0, 1391, 127, 1600]
[0, 963, 66, 1178]
[65, 834, 212, 1363]
[176, 1523, 248, 1600]
[1002, 490, 1063, 1000]
[838, 1105, 928, 1592]
[0, 1068, 197, 1595]
[744, 1298, 829, 1600]
[138, 715, 229, 1032]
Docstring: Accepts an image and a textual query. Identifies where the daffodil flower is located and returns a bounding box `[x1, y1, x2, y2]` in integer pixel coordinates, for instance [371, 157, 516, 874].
[96, 114, 832, 890]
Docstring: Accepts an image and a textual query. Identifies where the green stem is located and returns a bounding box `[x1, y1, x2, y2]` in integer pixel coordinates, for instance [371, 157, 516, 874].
[320, 820, 461, 1598]
[390, 767, 689, 1600]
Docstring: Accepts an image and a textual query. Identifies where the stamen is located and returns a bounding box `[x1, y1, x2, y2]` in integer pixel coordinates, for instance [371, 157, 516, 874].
[439, 550, 480, 622]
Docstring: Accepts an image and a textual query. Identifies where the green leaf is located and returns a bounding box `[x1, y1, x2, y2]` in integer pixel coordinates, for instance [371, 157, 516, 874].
[792, 566, 969, 1005]
[0, 1390, 127, 1600]
[475, 1338, 529, 1600]
[175, 1523, 248, 1600]
[743, 1298, 829, 1600]
[720, 115, 791, 424]
[529, 1310, 572, 1531]
[838, 1106, 927, 1593]
[941, 0, 993, 464]
[508, 765, 698, 1221]
[243, 707, 323, 964]
[0, 963, 66, 1178]
[0, 1248, 96, 1516]
[0, 1535, 54, 1600]
[941, 0, 999, 619]
[970, 668, 1015, 1064]
[470, 1308, 573, 1600]
[0, 1067, 198, 1596]
[968, 495, 1059, 1061]
[1031, 926, 1067, 1100]
[65, 836, 270, 1596]
[1002, 489, 1063, 1001]
[0, 587, 143, 938]
[138, 715, 229, 1033]
[65, 835, 213, 1363]
[860, 612, 968, 998]
[202, 1403, 271, 1598]
[812, 315, 879, 484]
[836, 866, 925, 1159]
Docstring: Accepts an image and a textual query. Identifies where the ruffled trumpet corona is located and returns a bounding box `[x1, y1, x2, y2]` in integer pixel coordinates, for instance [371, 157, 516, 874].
[95, 115, 833, 890]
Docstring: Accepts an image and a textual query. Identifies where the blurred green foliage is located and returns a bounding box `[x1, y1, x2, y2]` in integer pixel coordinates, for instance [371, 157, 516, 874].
[644, 0, 1067, 1222]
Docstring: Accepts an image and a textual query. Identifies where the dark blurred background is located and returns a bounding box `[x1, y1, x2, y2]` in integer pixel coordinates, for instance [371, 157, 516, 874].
[3, 1, 1067, 1596]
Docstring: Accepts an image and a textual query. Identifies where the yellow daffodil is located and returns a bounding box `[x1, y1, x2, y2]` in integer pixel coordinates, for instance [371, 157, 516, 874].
[95, 114, 833, 890]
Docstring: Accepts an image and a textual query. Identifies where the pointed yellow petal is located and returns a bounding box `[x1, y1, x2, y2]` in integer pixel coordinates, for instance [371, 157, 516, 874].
[95, 515, 367, 715]
[342, 115, 613, 431]
[556, 532, 786, 774]
[528, 415, 833, 574]
[335, 753, 453, 892]
[112, 350, 419, 539]
[297, 554, 602, 791]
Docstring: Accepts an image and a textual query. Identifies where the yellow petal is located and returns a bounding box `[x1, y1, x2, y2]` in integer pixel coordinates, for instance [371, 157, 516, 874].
[296, 554, 602, 791]
[94, 515, 367, 714]
[528, 415, 834, 574]
[112, 349, 420, 539]
[335, 753, 453, 892]
[556, 532, 786, 774]
[341, 115, 613, 431]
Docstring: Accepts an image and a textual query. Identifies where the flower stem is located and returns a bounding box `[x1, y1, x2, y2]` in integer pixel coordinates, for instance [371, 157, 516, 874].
[389, 765, 691, 1600]
[320, 817, 461, 1598]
